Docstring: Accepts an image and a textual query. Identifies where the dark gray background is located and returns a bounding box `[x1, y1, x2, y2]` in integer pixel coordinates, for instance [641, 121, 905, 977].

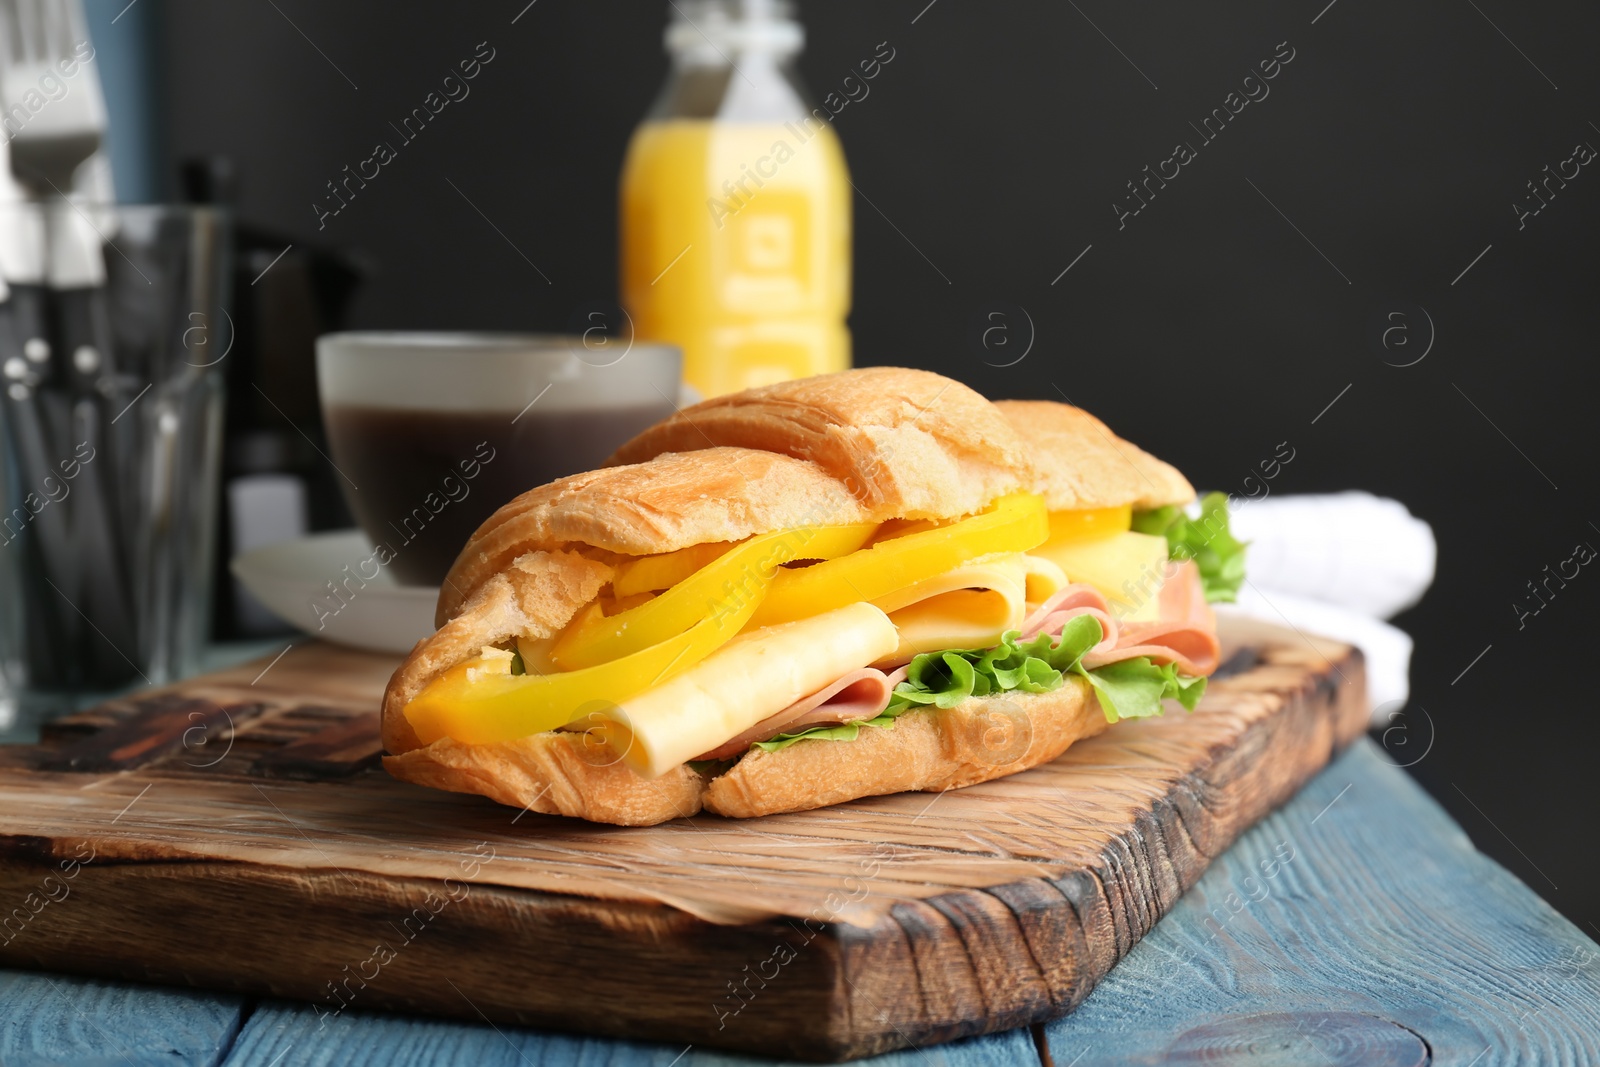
[140, 1, 1600, 927]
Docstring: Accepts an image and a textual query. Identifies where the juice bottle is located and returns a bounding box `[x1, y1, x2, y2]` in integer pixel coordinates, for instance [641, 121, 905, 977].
[621, 0, 851, 399]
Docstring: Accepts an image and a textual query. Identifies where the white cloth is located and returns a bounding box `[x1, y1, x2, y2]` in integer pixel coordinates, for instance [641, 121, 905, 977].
[1228, 492, 1436, 619]
[1218, 591, 1414, 723]
[1220, 493, 1435, 724]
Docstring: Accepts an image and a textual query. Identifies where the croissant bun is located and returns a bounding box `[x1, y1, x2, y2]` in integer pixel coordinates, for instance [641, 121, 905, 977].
[382, 368, 1195, 825]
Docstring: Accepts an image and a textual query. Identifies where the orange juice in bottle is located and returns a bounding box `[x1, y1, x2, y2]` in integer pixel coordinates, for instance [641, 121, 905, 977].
[621, 0, 851, 399]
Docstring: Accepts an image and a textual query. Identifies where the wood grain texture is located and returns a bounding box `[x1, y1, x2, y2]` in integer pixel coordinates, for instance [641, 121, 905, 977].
[3, 740, 1592, 1065]
[0, 969, 244, 1067]
[216, 1001, 1042, 1067]
[39, 697, 262, 772]
[251, 710, 384, 779]
[0, 619, 1370, 1060]
[1041, 741, 1600, 1067]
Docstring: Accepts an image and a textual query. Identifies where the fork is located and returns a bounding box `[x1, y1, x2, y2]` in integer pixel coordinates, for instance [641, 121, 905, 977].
[2, 0, 107, 289]
[1, 0, 137, 684]
[2, 0, 104, 196]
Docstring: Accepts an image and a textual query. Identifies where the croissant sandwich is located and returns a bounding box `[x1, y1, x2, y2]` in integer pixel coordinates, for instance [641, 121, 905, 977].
[381, 368, 1244, 825]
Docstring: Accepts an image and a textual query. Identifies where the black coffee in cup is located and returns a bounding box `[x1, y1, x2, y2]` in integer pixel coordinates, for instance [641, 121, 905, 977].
[317, 333, 681, 587]
[323, 402, 673, 585]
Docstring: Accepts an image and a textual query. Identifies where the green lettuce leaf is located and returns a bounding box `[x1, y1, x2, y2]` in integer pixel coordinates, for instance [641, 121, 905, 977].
[1132, 490, 1246, 603]
[885, 614, 1104, 715]
[1079, 656, 1207, 721]
[748, 608, 1213, 755]
[883, 614, 1205, 724]
[687, 757, 737, 776]
[751, 713, 897, 752]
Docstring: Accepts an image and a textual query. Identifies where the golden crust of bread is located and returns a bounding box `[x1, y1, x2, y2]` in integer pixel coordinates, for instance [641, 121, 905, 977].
[703, 677, 1103, 818]
[607, 367, 1028, 522]
[380, 374, 1181, 824]
[383, 730, 704, 826]
[383, 549, 612, 755]
[384, 681, 1104, 827]
[995, 399, 1194, 511]
[435, 447, 867, 626]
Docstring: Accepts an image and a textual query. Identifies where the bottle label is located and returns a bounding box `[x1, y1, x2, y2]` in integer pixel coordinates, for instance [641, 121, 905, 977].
[716, 191, 812, 312]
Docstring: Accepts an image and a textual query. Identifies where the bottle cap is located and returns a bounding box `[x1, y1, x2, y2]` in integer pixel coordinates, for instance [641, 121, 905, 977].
[665, 0, 803, 56]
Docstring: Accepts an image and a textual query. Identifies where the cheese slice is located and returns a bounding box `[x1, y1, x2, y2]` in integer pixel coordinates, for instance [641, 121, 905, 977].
[1031, 531, 1170, 622]
[871, 553, 1030, 663]
[594, 602, 898, 779]
[1021, 554, 1069, 606]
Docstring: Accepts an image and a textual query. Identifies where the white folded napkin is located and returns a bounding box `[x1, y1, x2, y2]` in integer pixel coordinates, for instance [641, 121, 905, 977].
[1218, 493, 1435, 724]
[1228, 491, 1436, 620]
[1218, 591, 1414, 723]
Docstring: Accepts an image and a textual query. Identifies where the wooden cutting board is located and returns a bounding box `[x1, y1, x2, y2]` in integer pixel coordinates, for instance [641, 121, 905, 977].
[0, 617, 1366, 1061]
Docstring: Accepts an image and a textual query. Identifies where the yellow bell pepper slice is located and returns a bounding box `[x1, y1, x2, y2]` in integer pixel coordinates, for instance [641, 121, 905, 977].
[867, 517, 942, 545]
[611, 540, 733, 598]
[746, 493, 1049, 630]
[1046, 504, 1132, 545]
[547, 521, 878, 671]
[403, 582, 766, 746]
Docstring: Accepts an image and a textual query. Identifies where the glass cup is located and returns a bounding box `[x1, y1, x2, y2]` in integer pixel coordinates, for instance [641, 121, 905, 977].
[316, 332, 681, 587]
[0, 205, 231, 716]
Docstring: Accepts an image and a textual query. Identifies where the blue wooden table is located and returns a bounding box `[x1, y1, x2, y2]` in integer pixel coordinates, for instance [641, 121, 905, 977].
[2, 739, 1596, 1066]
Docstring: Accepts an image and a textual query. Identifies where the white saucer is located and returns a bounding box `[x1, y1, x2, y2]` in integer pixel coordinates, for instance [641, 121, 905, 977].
[231, 530, 437, 654]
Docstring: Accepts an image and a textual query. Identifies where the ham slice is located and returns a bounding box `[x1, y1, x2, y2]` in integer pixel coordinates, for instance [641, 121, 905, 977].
[1088, 559, 1220, 676]
[1018, 586, 1120, 654]
[690, 666, 909, 762]
[1018, 560, 1221, 677]
[690, 560, 1221, 763]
